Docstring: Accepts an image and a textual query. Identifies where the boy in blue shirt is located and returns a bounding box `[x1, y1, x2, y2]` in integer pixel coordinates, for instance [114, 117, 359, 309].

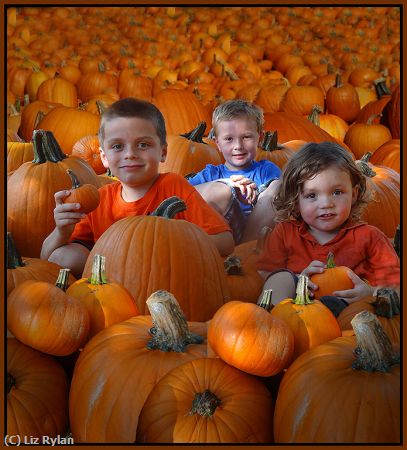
[188, 99, 281, 243]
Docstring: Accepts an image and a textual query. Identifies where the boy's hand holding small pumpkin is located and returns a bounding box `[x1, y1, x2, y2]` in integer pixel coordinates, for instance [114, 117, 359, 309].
[229, 174, 258, 205]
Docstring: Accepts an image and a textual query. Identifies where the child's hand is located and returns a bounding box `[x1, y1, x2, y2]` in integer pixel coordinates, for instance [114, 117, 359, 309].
[332, 270, 374, 304]
[229, 175, 258, 205]
[53, 190, 86, 236]
[300, 260, 325, 294]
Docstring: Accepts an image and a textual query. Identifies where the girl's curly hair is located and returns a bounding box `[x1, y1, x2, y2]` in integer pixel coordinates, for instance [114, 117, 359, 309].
[273, 142, 372, 223]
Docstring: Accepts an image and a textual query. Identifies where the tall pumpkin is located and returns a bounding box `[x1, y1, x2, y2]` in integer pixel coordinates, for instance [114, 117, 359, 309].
[83, 197, 230, 321]
[69, 290, 208, 442]
[7, 130, 101, 257]
[325, 74, 361, 123]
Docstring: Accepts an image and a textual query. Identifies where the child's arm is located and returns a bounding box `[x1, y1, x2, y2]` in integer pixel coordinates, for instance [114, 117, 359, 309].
[41, 190, 89, 277]
[208, 230, 234, 257]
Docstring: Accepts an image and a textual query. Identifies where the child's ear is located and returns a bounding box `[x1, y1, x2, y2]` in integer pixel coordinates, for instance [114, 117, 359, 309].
[99, 147, 110, 169]
[258, 130, 265, 146]
[160, 144, 168, 162]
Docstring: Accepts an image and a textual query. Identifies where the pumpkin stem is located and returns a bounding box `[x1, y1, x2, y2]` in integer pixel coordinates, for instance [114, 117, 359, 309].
[293, 274, 313, 305]
[366, 113, 382, 125]
[257, 289, 273, 312]
[55, 268, 71, 291]
[180, 121, 207, 143]
[88, 254, 108, 285]
[373, 77, 391, 98]
[372, 288, 400, 318]
[150, 196, 187, 218]
[95, 99, 107, 116]
[66, 169, 81, 189]
[189, 389, 221, 417]
[356, 153, 377, 178]
[261, 130, 280, 152]
[351, 310, 399, 372]
[7, 373, 16, 394]
[224, 255, 242, 275]
[7, 232, 25, 269]
[32, 129, 67, 164]
[307, 105, 323, 127]
[334, 73, 343, 88]
[146, 290, 204, 352]
[326, 251, 336, 269]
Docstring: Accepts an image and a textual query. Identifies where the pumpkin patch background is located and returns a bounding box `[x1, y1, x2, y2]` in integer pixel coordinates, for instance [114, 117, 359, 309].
[6, 4, 401, 444]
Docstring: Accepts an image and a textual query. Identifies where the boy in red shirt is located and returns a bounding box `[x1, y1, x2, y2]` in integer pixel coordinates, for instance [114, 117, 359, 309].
[41, 98, 234, 277]
[256, 142, 399, 314]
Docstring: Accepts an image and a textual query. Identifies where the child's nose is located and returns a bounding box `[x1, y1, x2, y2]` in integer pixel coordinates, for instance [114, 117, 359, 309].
[320, 195, 334, 207]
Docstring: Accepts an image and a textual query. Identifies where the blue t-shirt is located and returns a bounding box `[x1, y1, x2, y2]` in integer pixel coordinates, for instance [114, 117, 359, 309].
[188, 160, 281, 215]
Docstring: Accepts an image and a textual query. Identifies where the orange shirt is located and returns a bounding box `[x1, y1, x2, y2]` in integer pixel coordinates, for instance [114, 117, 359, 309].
[256, 220, 400, 287]
[70, 172, 231, 247]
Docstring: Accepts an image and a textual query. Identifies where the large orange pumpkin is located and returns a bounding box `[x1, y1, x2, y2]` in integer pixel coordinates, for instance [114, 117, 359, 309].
[83, 197, 230, 321]
[137, 357, 274, 443]
[274, 311, 400, 443]
[69, 290, 208, 442]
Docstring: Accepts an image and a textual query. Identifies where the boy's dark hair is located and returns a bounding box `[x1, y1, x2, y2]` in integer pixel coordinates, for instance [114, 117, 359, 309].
[274, 142, 372, 223]
[98, 97, 167, 146]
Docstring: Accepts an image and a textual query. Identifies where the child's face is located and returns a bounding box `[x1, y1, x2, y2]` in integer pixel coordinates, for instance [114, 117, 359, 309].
[215, 118, 262, 171]
[100, 116, 167, 189]
[298, 166, 358, 238]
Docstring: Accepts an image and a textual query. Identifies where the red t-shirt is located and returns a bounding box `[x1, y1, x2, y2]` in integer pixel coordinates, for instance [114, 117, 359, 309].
[256, 220, 400, 287]
[70, 172, 231, 247]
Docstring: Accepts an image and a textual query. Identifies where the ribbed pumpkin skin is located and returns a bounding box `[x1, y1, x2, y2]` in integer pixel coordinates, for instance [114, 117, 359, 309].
[361, 164, 400, 238]
[7, 156, 100, 258]
[208, 301, 294, 376]
[7, 338, 69, 438]
[36, 77, 78, 108]
[160, 133, 222, 176]
[137, 358, 274, 443]
[83, 215, 230, 321]
[370, 139, 400, 173]
[270, 299, 341, 360]
[38, 106, 100, 154]
[310, 266, 354, 300]
[7, 142, 34, 173]
[153, 89, 212, 136]
[274, 335, 400, 443]
[69, 316, 207, 443]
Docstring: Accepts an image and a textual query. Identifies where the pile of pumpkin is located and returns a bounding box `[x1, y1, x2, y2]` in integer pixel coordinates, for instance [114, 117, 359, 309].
[7, 5, 400, 444]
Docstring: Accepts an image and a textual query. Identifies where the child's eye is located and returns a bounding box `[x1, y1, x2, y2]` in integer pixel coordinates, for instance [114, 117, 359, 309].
[304, 193, 316, 199]
[111, 143, 122, 151]
[138, 142, 149, 150]
[333, 189, 343, 196]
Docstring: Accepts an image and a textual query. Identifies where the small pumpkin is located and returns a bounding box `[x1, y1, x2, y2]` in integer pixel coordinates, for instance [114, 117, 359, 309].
[71, 134, 106, 174]
[63, 169, 100, 214]
[66, 254, 139, 339]
[310, 251, 354, 300]
[7, 268, 90, 356]
[270, 274, 342, 360]
[325, 73, 361, 123]
[208, 290, 294, 377]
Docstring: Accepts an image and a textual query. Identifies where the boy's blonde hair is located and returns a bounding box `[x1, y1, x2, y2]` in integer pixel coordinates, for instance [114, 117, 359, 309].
[98, 97, 167, 146]
[212, 99, 264, 136]
[274, 142, 372, 223]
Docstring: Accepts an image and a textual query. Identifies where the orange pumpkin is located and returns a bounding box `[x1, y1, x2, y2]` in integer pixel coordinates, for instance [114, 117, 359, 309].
[66, 254, 139, 339]
[69, 290, 208, 442]
[7, 337, 69, 439]
[310, 252, 354, 300]
[63, 169, 100, 214]
[274, 311, 400, 443]
[255, 130, 297, 169]
[136, 357, 274, 443]
[7, 269, 90, 356]
[36, 75, 78, 108]
[71, 134, 106, 174]
[270, 275, 342, 360]
[326, 74, 361, 123]
[7, 141, 34, 173]
[208, 291, 294, 376]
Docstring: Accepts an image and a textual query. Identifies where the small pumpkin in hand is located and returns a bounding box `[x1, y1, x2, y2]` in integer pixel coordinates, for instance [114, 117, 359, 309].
[63, 169, 100, 213]
[310, 251, 353, 299]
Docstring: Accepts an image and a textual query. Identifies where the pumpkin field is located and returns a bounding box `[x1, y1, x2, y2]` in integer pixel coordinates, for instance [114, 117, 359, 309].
[6, 5, 401, 444]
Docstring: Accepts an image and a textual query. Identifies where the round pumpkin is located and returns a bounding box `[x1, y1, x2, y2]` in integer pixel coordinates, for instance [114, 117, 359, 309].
[137, 357, 274, 443]
[69, 290, 208, 442]
[7, 337, 69, 438]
